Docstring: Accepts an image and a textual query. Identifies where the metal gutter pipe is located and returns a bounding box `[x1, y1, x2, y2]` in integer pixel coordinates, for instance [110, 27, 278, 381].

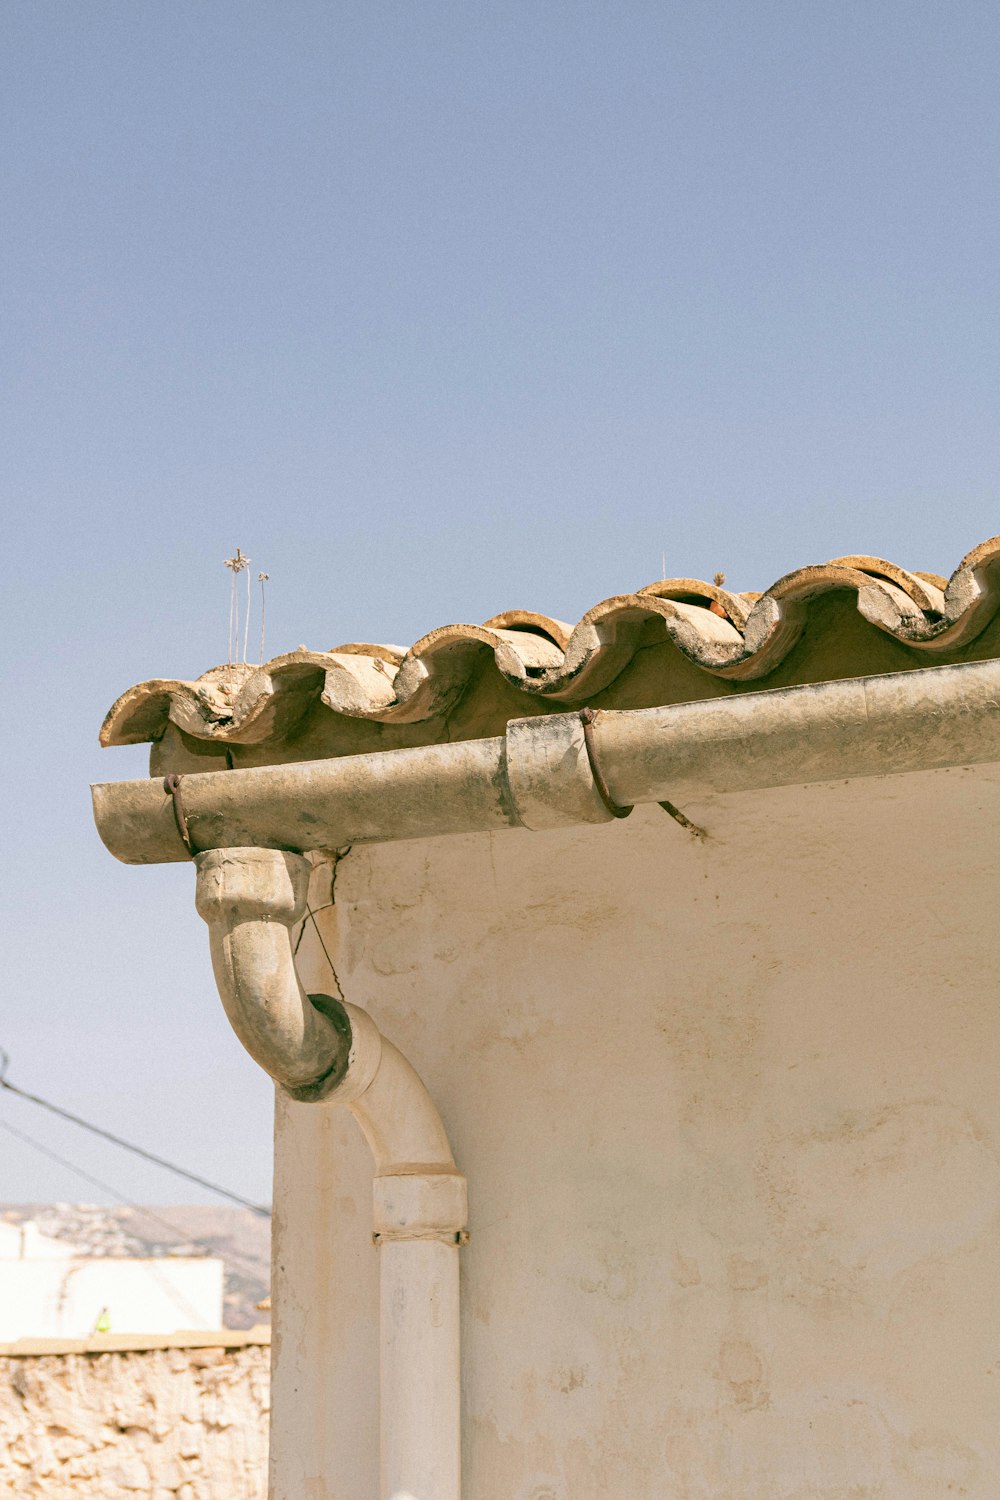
[93, 659, 1000, 865]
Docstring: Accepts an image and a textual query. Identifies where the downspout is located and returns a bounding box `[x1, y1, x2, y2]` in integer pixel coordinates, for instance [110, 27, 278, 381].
[195, 846, 465, 1500]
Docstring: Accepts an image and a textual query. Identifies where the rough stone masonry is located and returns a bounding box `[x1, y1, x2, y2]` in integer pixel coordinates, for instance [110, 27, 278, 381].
[0, 1338, 268, 1499]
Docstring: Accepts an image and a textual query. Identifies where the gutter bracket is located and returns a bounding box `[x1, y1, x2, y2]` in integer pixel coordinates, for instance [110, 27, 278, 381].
[580, 708, 633, 819]
[163, 774, 196, 857]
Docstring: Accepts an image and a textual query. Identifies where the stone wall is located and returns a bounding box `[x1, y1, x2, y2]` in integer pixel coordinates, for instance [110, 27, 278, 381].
[0, 1332, 269, 1498]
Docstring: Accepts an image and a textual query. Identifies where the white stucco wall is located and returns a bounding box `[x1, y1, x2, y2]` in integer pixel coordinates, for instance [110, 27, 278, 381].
[271, 762, 1000, 1499]
[0, 1223, 74, 1260]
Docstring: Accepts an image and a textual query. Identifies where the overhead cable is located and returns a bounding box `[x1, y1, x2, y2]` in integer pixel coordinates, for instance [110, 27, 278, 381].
[0, 1116, 268, 1283]
[0, 1052, 270, 1217]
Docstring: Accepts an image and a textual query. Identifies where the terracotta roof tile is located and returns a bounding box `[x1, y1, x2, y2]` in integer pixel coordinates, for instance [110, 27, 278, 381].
[101, 536, 1000, 763]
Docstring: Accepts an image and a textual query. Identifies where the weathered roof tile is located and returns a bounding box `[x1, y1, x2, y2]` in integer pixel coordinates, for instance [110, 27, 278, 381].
[101, 536, 1000, 764]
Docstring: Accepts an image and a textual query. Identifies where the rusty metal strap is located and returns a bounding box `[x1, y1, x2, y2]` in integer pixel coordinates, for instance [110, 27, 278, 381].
[372, 1229, 471, 1247]
[580, 708, 707, 837]
[163, 773, 197, 857]
[579, 708, 633, 819]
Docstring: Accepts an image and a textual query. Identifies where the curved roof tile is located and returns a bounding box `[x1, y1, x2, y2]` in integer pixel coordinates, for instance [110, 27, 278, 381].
[102, 536, 1000, 754]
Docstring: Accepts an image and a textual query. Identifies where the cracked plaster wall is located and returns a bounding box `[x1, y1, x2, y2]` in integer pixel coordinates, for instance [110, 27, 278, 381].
[0, 1343, 268, 1499]
[272, 762, 1000, 1500]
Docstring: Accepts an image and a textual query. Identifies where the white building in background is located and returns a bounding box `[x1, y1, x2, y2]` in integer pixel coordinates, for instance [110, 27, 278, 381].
[0, 1221, 223, 1339]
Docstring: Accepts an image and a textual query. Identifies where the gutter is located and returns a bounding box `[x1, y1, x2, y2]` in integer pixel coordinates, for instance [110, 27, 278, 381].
[93, 658, 1000, 865]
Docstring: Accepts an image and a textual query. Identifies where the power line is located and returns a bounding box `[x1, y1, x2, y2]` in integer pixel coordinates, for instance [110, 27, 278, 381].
[0, 1053, 270, 1218]
[0, 1119, 209, 1325]
[0, 1117, 268, 1284]
[0, 1117, 160, 1216]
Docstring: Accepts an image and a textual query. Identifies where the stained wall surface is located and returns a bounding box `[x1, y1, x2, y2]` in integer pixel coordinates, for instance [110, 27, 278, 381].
[272, 763, 1000, 1500]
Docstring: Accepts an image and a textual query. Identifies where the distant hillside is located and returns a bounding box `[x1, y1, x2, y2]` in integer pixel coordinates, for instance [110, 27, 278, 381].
[0, 1203, 270, 1329]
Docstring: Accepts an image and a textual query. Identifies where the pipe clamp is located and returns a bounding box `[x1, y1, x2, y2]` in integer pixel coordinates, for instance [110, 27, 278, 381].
[373, 1172, 469, 1243]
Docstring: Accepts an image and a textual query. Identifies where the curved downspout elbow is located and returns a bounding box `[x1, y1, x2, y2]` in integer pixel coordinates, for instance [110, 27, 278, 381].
[331, 1002, 456, 1174]
[195, 847, 349, 1099]
[194, 846, 459, 1174]
[195, 845, 465, 1500]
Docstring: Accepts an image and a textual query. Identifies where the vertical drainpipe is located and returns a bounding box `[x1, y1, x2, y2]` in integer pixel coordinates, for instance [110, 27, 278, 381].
[373, 1171, 466, 1500]
[194, 847, 467, 1500]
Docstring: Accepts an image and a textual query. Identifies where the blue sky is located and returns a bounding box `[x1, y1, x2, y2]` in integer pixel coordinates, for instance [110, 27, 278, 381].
[1, 1, 998, 1207]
